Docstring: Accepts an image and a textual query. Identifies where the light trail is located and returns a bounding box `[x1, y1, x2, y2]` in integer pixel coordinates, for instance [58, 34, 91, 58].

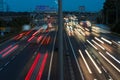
[36, 52, 48, 80]
[99, 52, 120, 73]
[25, 53, 41, 80]
[2, 45, 18, 57]
[86, 40, 98, 50]
[79, 50, 92, 74]
[92, 39, 105, 50]
[85, 50, 102, 74]
[94, 37, 104, 44]
[101, 37, 112, 44]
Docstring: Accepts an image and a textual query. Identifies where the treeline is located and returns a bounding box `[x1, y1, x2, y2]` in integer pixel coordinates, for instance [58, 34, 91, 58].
[0, 12, 30, 16]
[9, 17, 30, 31]
[103, 0, 120, 33]
[0, 12, 30, 32]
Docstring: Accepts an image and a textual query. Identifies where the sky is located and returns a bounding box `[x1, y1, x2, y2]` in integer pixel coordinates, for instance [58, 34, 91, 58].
[4, 0, 105, 12]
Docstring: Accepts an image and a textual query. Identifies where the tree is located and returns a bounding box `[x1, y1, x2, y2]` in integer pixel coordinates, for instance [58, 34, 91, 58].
[103, 0, 116, 24]
[103, 0, 120, 33]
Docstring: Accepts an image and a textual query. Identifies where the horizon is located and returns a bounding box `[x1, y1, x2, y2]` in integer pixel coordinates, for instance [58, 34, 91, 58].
[3, 0, 105, 12]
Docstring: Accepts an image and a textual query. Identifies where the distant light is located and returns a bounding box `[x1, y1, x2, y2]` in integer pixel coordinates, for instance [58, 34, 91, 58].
[101, 37, 112, 44]
[118, 41, 120, 44]
[22, 25, 31, 31]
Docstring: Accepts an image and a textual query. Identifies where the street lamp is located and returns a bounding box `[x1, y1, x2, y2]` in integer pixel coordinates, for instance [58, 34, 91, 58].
[58, 0, 64, 80]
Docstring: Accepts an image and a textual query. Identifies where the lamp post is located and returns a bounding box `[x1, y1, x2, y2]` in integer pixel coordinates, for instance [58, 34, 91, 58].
[58, 0, 64, 80]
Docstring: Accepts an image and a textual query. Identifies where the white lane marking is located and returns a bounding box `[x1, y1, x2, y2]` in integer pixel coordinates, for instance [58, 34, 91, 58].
[4, 62, 10, 66]
[64, 33, 68, 51]
[34, 51, 37, 55]
[94, 37, 104, 44]
[92, 39, 105, 50]
[85, 50, 102, 74]
[67, 56, 75, 80]
[47, 31, 57, 80]
[101, 37, 112, 44]
[86, 40, 98, 50]
[67, 33, 85, 80]
[106, 51, 120, 64]
[102, 66, 107, 72]
[92, 54, 96, 59]
[99, 52, 120, 72]
[0, 68, 3, 71]
[79, 50, 92, 74]
[96, 60, 100, 65]
[108, 75, 113, 80]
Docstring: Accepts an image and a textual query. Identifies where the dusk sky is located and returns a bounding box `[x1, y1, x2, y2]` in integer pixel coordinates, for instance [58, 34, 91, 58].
[4, 0, 105, 12]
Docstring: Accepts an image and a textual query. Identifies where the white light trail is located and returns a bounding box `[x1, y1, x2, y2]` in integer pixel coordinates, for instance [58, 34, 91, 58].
[101, 37, 112, 44]
[79, 50, 92, 74]
[86, 40, 98, 50]
[85, 50, 102, 74]
[94, 37, 104, 44]
[99, 52, 120, 73]
[106, 51, 120, 64]
[92, 40, 105, 50]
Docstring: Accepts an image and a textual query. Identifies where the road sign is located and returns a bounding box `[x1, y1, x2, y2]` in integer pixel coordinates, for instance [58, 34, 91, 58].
[35, 5, 56, 12]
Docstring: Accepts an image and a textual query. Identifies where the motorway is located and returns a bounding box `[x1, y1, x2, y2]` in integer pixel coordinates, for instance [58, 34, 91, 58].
[65, 23, 120, 80]
[0, 26, 60, 80]
[0, 21, 120, 80]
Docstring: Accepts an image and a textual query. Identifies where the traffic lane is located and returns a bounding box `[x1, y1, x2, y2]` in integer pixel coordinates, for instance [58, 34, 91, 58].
[78, 27, 119, 78]
[89, 37, 120, 67]
[1, 28, 50, 78]
[87, 45, 120, 80]
[77, 24, 120, 42]
[99, 32, 120, 42]
[17, 31, 51, 80]
[76, 27, 120, 64]
[63, 33, 73, 80]
[76, 27, 120, 54]
[64, 32, 84, 80]
[0, 41, 16, 51]
[75, 29, 120, 78]
[0, 32, 22, 47]
[0, 42, 40, 80]
[41, 31, 57, 80]
[47, 30, 60, 80]
[100, 42, 120, 59]
[71, 27, 110, 79]
[19, 30, 56, 80]
[73, 29, 106, 79]
[77, 23, 120, 79]
[65, 30, 85, 80]
[0, 34, 35, 64]
[0, 29, 47, 79]
[90, 29, 120, 54]
[0, 42, 28, 68]
[0, 30, 37, 67]
[0, 30, 36, 55]
[69, 33, 107, 80]
[31, 30, 57, 80]
[89, 39, 120, 69]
